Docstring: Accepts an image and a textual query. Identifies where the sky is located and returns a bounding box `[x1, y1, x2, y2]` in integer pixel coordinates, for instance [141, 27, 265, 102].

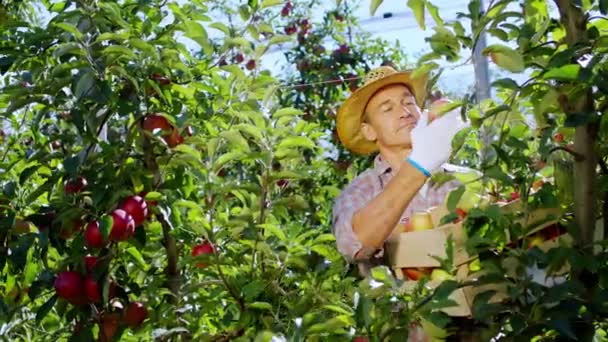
[32, 0, 559, 98]
[258, 0, 529, 98]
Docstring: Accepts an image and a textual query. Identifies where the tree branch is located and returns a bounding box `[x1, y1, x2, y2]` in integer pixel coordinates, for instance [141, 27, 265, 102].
[157, 210, 180, 304]
[554, 0, 599, 247]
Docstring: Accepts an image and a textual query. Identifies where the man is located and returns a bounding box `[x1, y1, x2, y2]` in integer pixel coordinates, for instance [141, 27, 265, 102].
[332, 65, 467, 276]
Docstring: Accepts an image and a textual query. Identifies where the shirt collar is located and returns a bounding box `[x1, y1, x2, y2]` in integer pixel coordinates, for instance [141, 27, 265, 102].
[372, 154, 393, 176]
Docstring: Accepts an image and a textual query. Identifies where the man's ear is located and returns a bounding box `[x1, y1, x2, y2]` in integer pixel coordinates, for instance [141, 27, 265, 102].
[361, 122, 377, 142]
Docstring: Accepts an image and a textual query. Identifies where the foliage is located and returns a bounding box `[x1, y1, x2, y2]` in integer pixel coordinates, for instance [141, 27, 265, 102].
[0, 0, 447, 341]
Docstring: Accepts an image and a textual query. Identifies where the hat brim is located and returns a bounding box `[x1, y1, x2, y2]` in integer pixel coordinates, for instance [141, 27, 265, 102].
[337, 71, 428, 155]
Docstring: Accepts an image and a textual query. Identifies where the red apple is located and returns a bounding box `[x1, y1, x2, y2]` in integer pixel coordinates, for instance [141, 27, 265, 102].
[353, 337, 369, 342]
[542, 224, 562, 241]
[162, 129, 184, 148]
[124, 302, 149, 328]
[276, 179, 289, 188]
[402, 267, 433, 281]
[280, 3, 291, 16]
[64, 176, 88, 194]
[510, 191, 520, 201]
[54, 271, 84, 301]
[234, 53, 244, 64]
[149, 73, 171, 85]
[99, 313, 120, 341]
[142, 114, 172, 133]
[532, 179, 545, 191]
[454, 208, 467, 222]
[245, 59, 256, 70]
[109, 209, 135, 241]
[192, 241, 214, 268]
[85, 221, 106, 248]
[84, 276, 101, 303]
[119, 196, 148, 227]
[84, 255, 98, 273]
[554, 133, 564, 143]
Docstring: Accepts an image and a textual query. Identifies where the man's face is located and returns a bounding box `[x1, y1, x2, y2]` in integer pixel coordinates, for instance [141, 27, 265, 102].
[361, 84, 421, 150]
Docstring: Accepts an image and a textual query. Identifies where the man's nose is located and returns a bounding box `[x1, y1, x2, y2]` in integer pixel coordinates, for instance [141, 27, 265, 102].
[398, 105, 414, 118]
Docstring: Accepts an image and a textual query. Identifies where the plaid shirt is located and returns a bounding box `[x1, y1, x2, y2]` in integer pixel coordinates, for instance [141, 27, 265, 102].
[331, 155, 469, 342]
[332, 154, 463, 270]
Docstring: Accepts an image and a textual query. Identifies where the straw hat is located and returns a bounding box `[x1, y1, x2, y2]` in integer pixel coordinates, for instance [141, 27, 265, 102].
[336, 66, 429, 155]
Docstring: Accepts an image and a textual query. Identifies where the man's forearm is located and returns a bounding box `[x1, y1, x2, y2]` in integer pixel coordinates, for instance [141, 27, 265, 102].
[352, 161, 428, 252]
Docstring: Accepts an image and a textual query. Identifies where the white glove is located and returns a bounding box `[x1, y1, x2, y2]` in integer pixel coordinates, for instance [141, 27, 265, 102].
[407, 108, 468, 176]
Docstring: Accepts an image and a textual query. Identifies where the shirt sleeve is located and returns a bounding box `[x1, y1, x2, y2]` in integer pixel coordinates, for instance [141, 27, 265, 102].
[331, 186, 379, 263]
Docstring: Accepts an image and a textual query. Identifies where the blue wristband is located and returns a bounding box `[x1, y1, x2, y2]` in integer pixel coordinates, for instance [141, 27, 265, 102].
[407, 157, 431, 177]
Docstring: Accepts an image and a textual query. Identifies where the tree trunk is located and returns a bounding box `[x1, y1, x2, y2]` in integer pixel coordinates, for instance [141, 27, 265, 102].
[554, 0, 599, 247]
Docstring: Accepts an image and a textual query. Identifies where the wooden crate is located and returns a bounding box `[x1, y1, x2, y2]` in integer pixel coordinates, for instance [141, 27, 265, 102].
[386, 200, 563, 269]
[399, 263, 509, 317]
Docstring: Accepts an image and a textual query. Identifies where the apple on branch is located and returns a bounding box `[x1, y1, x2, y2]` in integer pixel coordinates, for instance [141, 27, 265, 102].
[401, 267, 433, 281]
[430, 269, 454, 282]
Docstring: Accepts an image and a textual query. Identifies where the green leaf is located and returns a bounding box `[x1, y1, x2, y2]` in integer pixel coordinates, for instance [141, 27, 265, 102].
[323, 304, 353, 315]
[370, 0, 384, 15]
[268, 35, 293, 45]
[241, 280, 266, 301]
[258, 223, 287, 241]
[433, 280, 459, 301]
[173, 144, 203, 160]
[74, 71, 96, 99]
[213, 151, 245, 171]
[426, 1, 443, 27]
[36, 294, 57, 323]
[483, 44, 525, 73]
[19, 164, 40, 186]
[277, 136, 316, 150]
[248, 301, 273, 311]
[182, 20, 213, 55]
[601, 0, 608, 14]
[102, 45, 137, 60]
[370, 266, 395, 287]
[446, 186, 465, 211]
[52, 22, 83, 40]
[209, 22, 230, 35]
[261, 0, 283, 7]
[129, 38, 158, 58]
[219, 130, 250, 152]
[307, 315, 355, 333]
[99, 215, 113, 241]
[273, 107, 303, 118]
[143, 191, 162, 201]
[125, 247, 148, 270]
[543, 64, 581, 81]
[491, 78, 519, 90]
[234, 124, 263, 142]
[407, 0, 426, 29]
[485, 165, 512, 184]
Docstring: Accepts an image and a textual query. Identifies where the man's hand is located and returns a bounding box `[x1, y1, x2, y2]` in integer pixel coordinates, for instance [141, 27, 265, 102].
[407, 108, 468, 177]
